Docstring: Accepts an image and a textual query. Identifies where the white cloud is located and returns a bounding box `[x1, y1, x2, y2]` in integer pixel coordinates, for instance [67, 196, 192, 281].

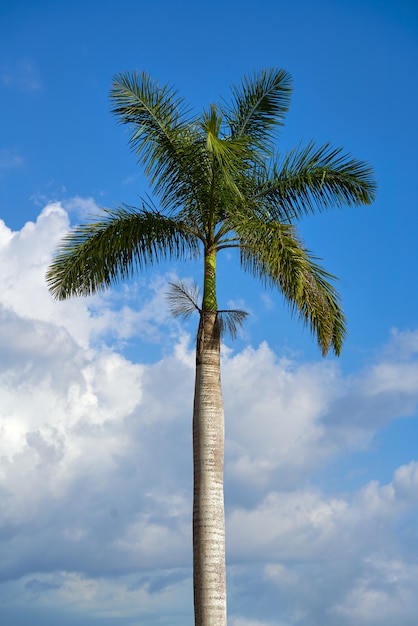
[228, 462, 418, 626]
[222, 331, 418, 500]
[0, 201, 180, 349]
[0, 570, 193, 624]
[328, 558, 418, 626]
[223, 344, 341, 491]
[228, 488, 348, 564]
[62, 195, 104, 220]
[0, 202, 92, 345]
[227, 460, 418, 565]
[1, 202, 418, 625]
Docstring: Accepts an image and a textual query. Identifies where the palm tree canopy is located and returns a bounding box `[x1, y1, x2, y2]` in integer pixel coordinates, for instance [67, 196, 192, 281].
[46, 68, 377, 355]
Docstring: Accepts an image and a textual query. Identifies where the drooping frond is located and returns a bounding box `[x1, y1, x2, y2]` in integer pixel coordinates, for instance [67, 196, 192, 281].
[222, 68, 293, 153]
[47, 206, 200, 300]
[167, 280, 247, 339]
[216, 309, 248, 339]
[234, 214, 346, 355]
[252, 142, 377, 221]
[167, 280, 201, 319]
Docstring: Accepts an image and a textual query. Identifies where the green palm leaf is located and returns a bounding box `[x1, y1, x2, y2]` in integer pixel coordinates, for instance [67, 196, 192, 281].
[222, 68, 293, 152]
[234, 214, 346, 355]
[110, 71, 206, 213]
[252, 142, 377, 221]
[201, 104, 252, 201]
[47, 205, 200, 299]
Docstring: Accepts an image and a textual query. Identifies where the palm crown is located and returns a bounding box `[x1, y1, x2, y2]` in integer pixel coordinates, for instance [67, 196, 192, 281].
[47, 68, 376, 356]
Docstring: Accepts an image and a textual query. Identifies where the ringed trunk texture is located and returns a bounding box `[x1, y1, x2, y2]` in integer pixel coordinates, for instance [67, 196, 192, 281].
[193, 310, 227, 626]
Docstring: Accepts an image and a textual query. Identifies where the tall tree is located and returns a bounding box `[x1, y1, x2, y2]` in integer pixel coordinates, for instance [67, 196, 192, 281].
[46, 68, 376, 626]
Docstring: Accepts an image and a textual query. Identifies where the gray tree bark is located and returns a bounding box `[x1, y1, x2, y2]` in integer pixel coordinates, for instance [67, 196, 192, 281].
[192, 311, 227, 626]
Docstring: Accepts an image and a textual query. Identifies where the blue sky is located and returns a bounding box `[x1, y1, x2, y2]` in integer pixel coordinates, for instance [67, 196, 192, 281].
[1, 1, 418, 625]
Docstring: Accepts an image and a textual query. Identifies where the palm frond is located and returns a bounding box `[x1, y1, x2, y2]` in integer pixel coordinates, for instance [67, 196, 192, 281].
[167, 281, 247, 339]
[235, 214, 346, 355]
[253, 142, 377, 221]
[167, 280, 201, 319]
[201, 104, 251, 200]
[47, 206, 200, 300]
[216, 309, 248, 339]
[110, 71, 185, 174]
[222, 68, 293, 152]
[110, 71, 207, 213]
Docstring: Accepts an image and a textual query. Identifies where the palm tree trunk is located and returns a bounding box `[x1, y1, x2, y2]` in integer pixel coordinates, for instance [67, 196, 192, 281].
[192, 309, 227, 626]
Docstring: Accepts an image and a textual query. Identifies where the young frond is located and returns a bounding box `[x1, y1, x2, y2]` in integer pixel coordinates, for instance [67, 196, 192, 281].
[199, 103, 255, 201]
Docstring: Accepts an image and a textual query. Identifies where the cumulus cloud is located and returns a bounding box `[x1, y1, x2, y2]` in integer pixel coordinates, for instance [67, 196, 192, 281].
[1, 201, 418, 625]
[0, 570, 193, 625]
[227, 462, 418, 626]
[222, 332, 418, 502]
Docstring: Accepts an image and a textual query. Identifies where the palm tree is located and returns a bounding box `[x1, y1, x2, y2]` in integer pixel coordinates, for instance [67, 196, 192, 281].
[46, 68, 376, 626]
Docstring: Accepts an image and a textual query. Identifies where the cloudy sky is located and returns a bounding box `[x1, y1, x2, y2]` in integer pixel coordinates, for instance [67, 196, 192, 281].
[1, 1, 418, 624]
